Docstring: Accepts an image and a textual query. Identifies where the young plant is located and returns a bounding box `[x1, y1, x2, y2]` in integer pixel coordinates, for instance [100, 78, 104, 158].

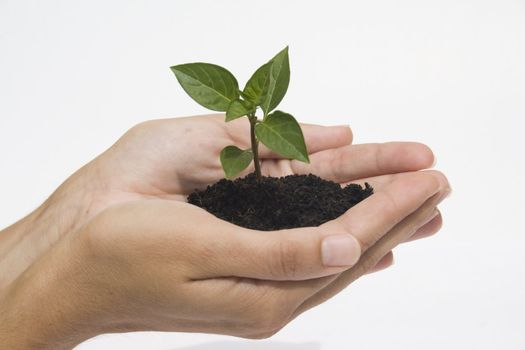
[170, 46, 310, 180]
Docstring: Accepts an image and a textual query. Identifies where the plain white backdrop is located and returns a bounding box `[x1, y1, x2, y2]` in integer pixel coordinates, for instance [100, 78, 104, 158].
[1, 1, 524, 349]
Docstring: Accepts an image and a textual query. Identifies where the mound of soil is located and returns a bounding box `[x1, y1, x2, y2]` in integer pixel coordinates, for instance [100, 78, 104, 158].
[187, 173, 373, 231]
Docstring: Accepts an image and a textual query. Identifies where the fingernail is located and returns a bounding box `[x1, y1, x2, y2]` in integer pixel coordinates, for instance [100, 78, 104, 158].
[438, 187, 452, 202]
[431, 155, 437, 168]
[321, 234, 361, 267]
[333, 124, 351, 129]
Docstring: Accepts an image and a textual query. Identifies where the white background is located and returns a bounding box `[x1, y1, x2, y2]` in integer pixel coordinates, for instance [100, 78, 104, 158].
[1, 0, 524, 349]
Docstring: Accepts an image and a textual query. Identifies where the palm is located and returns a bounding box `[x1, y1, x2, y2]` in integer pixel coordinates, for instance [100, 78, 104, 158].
[100, 114, 349, 201]
[68, 114, 437, 330]
[93, 116, 439, 334]
[96, 114, 433, 215]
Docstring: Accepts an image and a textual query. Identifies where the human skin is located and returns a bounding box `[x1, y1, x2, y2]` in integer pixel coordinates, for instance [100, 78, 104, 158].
[0, 114, 450, 349]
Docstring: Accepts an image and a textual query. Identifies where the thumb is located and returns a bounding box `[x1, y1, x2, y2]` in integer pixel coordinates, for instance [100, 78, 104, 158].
[198, 225, 362, 281]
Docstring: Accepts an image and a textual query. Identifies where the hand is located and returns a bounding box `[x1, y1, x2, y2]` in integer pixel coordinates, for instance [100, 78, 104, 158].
[84, 114, 447, 279]
[95, 113, 440, 198]
[0, 114, 450, 349]
[0, 114, 438, 288]
[0, 170, 449, 350]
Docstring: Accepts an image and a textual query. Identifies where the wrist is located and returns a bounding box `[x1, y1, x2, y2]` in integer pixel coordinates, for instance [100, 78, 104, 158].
[0, 232, 107, 349]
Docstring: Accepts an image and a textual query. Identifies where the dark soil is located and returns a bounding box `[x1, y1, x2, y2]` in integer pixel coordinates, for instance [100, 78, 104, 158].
[187, 173, 373, 231]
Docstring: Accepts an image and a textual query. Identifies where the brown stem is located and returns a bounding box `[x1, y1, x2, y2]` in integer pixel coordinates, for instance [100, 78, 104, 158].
[249, 115, 261, 179]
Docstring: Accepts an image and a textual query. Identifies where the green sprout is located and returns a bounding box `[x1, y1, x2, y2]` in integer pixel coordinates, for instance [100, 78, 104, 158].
[170, 46, 310, 180]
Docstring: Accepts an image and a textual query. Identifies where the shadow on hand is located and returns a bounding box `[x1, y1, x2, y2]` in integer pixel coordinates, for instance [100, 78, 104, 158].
[171, 341, 321, 350]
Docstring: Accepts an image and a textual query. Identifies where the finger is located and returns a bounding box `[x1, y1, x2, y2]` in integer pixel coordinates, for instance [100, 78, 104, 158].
[280, 208, 442, 322]
[243, 202, 435, 337]
[407, 209, 442, 242]
[262, 123, 353, 157]
[321, 170, 449, 252]
[220, 114, 353, 157]
[291, 142, 435, 184]
[181, 176, 445, 335]
[189, 171, 448, 282]
[340, 173, 400, 189]
[189, 224, 362, 281]
[300, 122, 353, 152]
[293, 193, 442, 317]
[339, 171, 437, 194]
[366, 251, 394, 274]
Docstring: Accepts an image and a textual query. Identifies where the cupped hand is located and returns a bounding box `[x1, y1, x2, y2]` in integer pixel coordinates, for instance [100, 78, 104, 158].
[90, 113, 443, 273]
[94, 114, 354, 201]
[1, 166, 449, 349]
[0, 113, 439, 291]
[88, 113, 444, 277]
[91, 114, 435, 204]
[0, 113, 451, 349]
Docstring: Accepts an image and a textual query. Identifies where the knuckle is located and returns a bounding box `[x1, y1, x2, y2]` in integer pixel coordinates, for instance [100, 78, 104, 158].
[272, 238, 299, 279]
[79, 204, 142, 258]
[111, 120, 158, 151]
[241, 289, 292, 335]
[77, 209, 118, 258]
[85, 209, 115, 243]
[251, 305, 289, 334]
[130, 119, 157, 132]
[122, 120, 161, 142]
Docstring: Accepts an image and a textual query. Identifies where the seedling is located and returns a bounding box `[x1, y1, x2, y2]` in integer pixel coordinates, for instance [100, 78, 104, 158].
[170, 46, 310, 180]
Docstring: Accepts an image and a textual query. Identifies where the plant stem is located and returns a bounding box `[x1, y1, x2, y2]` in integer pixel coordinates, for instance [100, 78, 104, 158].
[248, 114, 262, 179]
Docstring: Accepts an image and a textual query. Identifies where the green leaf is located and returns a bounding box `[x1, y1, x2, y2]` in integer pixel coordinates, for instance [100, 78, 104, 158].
[226, 99, 255, 122]
[242, 62, 272, 105]
[255, 110, 309, 163]
[170, 63, 239, 111]
[238, 89, 253, 101]
[220, 146, 254, 179]
[260, 46, 290, 116]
